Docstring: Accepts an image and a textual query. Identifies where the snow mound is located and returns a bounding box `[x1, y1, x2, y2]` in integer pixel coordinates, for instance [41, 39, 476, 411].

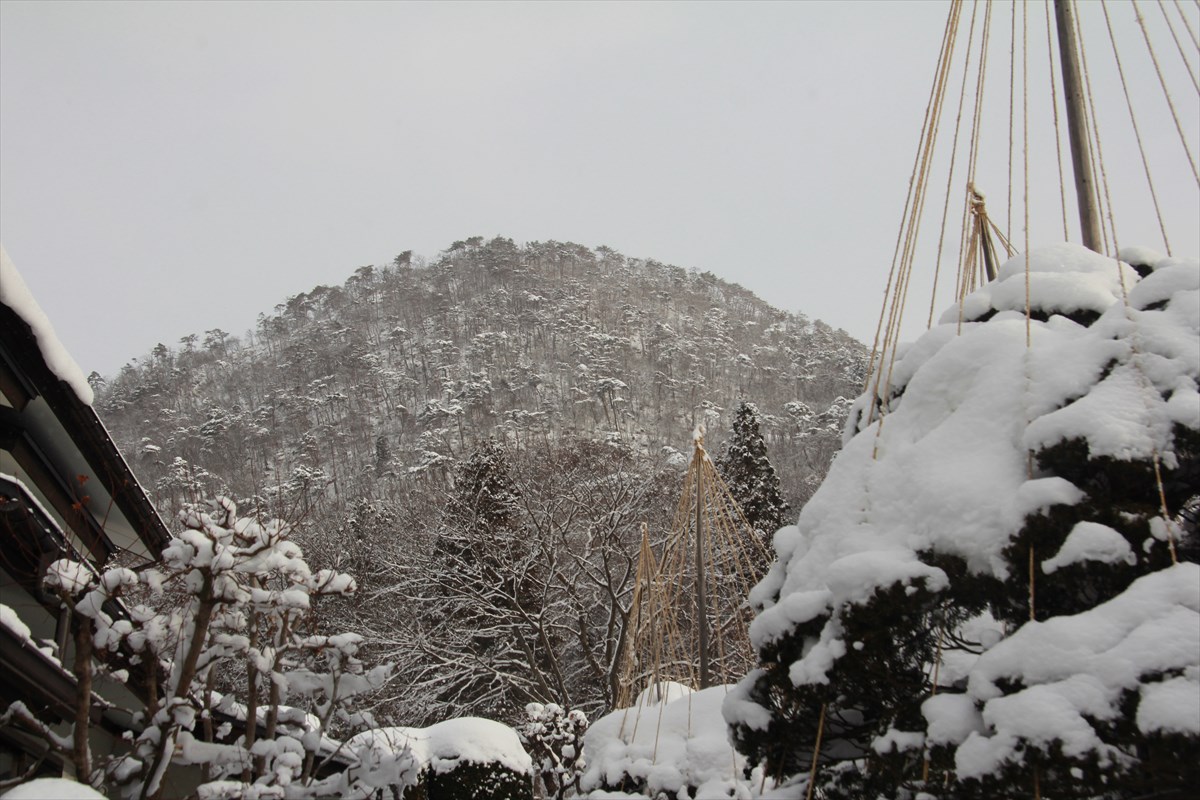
[581, 685, 750, 799]
[0, 778, 106, 799]
[941, 241, 1140, 324]
[347, 716, 532, 777]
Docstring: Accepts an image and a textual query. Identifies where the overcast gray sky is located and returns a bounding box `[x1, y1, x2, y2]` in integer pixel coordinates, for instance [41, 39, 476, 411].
[2, 0, 1197, 377]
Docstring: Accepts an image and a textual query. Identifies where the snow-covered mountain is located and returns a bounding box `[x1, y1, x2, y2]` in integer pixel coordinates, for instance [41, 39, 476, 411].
[95, 236, 866, 524]
[92, 236, 867, 727]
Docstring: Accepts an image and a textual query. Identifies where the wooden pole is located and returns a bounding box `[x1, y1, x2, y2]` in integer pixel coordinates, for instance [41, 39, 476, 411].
[1054, 0, 1104, 253]
[694, 442, 711, 688]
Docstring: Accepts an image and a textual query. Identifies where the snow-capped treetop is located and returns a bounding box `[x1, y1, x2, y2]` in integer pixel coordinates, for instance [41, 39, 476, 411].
[0, 245, 94, 405]
[753, 244, 1197, 625]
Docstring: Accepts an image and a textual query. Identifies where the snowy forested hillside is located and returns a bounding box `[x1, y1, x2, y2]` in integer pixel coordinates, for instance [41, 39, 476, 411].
[92, 236, 867, 726]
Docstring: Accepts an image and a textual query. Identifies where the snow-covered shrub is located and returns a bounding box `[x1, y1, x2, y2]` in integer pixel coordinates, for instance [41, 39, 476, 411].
[519, 702, 588, 799]
[3, 497, 391, 799]
[346, 718, 533, 800]
[581, 685, 751, 799]
[725, 244, 1199, 798]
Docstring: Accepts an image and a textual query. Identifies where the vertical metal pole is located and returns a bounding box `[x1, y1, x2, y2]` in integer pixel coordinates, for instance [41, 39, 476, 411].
[694, 444, 710, 688]
[1054, 0, 1104, 253]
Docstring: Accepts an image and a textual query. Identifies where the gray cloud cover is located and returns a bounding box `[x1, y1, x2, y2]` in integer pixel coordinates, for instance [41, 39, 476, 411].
[2, 0, 1196, 376]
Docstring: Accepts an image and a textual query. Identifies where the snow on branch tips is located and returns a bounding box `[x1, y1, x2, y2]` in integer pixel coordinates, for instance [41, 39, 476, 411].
[5, 497, 395, 800]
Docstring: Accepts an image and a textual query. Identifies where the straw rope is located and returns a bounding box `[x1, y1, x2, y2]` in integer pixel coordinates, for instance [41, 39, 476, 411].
[1132, 0, 1200, 185]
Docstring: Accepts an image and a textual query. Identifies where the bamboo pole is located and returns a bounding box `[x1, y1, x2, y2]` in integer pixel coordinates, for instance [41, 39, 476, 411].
[694, 440, 711, 689]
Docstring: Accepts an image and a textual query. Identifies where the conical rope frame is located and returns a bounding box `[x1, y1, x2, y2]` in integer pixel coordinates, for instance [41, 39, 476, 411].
[615, 430, 773, 744]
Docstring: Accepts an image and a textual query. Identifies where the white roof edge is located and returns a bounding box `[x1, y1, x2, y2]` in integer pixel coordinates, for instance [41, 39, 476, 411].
[0, 245, 95, 406]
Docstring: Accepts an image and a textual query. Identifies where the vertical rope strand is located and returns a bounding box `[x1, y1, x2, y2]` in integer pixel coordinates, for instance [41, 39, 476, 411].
[1158, 0, 1200, 95]
[804, 703, 828, 800]
[1133, 0, 1200, 185]
[1008, 0, 1018, 237]
[1023, 0, 1032, 348]
[1101, 0, 1175, 253]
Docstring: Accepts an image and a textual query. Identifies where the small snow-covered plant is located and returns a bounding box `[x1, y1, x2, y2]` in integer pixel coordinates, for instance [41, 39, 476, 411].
[6, 497, 391, 800]
[519, 703, 587, 799]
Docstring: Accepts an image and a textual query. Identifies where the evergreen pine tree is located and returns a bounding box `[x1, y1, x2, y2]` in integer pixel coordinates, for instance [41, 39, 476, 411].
[444, 437, 523, 542]
[726, 246, 1199, 800]
[717, 401, 791, 541]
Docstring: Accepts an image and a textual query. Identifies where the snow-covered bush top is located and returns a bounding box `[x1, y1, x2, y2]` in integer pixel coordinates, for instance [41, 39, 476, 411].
[583, 685, 750, 799]
[346, 717, 533, 777]
[945, 562, 1200, 779]
[750, 245, 1197, 636]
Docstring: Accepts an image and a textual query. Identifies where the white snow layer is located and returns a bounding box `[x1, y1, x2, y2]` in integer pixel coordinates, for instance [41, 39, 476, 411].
[728, 244, 1200, 779]
[582, 685, 750, 799]
[346, 717, 532, 777]
[955, 563, 1200, 777]
[0, 778, 106, 799]
[0, 246, 94, 405]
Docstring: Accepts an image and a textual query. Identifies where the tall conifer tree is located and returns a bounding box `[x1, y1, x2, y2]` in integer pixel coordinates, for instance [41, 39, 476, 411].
[717, 401, 791, 542]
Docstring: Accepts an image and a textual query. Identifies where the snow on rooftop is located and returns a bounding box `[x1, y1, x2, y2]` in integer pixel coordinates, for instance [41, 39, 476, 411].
[0, 245, 94, 405]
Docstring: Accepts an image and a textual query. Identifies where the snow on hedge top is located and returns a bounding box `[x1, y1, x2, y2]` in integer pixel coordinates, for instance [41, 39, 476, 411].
[582, 685, 750, 799]
[743, 242, 1198, 664]
[0, 246, 94, 405]
[347, 717, 532, 776]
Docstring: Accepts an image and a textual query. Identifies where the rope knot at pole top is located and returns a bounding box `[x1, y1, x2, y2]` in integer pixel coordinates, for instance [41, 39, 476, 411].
[692, 424, 706, 454]
[969, 182, 987, 211]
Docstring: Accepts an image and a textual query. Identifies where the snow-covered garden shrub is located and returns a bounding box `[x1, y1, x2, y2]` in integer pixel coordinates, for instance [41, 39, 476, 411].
[346, 718, 533, 800]
[582, 684, 751, 799]
[519, 702, 587, 799]
[725, 244, 1199, 799]
[2, 497, 392, 799]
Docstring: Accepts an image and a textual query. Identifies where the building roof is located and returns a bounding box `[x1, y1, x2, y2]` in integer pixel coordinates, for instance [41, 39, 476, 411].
[0, 247, 170, 561]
